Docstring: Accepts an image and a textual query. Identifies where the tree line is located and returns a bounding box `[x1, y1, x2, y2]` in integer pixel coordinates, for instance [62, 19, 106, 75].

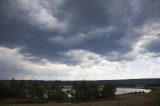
[0, 79, 116, 102]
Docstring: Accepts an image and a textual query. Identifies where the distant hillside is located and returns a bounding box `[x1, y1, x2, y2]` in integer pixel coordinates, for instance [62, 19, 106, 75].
[0, 78, 160, 86]
[60, 78, 160, 86]
[96, 78, 160, 86]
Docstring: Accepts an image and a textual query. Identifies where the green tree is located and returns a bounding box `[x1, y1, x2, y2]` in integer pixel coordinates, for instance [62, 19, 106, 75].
[8, 78, 20, 98]
[0, 81, 8, 98]
[30, 81, 44, 99]
[101, 83, 116, 99]
[18, 80, 27, 98]
[48, 80, 67, 102]
[72, 81, 101, 101]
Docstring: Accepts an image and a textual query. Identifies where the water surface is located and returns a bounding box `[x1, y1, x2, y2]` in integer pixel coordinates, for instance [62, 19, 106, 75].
[116, 87, 151, 94]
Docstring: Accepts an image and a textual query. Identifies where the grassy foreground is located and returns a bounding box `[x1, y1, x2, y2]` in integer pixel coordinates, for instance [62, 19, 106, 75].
[0, 89, 160, 106]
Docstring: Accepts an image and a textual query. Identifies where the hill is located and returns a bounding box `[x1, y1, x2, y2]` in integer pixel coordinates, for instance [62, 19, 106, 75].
[0, 78, 160, 86]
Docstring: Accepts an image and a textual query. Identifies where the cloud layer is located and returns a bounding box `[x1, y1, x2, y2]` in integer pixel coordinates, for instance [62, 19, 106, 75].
[0, 0, 160, 80]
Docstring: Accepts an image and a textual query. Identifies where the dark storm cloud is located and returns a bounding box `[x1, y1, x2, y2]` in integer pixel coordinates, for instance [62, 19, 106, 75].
[0, 0, 160, 64]
[61, 0, 110, 30]
[144, 34, 160, 54]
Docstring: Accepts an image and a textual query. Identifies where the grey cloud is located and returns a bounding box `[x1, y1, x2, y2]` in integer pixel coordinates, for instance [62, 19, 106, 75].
[144, 35, 160, 54]
[0, 0, 160, 64]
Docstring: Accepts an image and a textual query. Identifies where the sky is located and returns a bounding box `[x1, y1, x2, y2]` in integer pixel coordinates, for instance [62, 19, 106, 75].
[0, 0, 160, 80]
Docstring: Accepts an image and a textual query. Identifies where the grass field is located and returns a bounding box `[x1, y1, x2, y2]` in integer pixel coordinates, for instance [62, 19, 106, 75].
[0, 89, 160, 106]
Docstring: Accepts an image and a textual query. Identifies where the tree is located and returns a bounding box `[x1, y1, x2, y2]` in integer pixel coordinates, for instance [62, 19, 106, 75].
[71, 81, 101, 101]
[0, 82, 8, 98]
[30, 81, 44, 99]
[18, 80, 27, 98]
[48, 80, 67, 102]
[101, 83, 116, 99]
[8, 78, 20, 98]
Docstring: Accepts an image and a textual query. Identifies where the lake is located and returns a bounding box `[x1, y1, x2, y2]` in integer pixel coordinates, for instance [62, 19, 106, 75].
[62, 87, 152, 97]
[116, 87, 152, 94]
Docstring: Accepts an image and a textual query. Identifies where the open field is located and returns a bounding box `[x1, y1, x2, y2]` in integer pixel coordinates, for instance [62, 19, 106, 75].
[0, 89, 160, 106]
